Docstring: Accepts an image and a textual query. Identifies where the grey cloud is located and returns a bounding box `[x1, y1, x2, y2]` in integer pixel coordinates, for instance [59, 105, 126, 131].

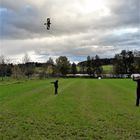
[0, 0, 139, 62]
[1, 0, 139, 39]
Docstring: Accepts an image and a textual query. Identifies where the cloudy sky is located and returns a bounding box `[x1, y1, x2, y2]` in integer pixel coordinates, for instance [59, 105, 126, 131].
[0, 0, 140, 63]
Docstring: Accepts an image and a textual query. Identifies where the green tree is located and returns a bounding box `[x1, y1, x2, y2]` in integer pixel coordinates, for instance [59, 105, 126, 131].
[79, 62, 86, 74]
[114, 50, 134, 75]
[114, 54, 124, 74]
[94, 55, 103, 76]
[127, 51, 134, 74]
[47, 57, 54, 65]
[87, 56, 92, 76]
[134, 57, 140, 73]
[56, 56, 71, 76]
[71, 63, 77, 74]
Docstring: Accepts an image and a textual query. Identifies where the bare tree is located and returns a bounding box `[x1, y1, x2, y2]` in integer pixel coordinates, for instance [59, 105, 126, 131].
[0, 55, 5, 64]
[0, 55, 6, 80]
[22, 53, 34, 78]
[22, 53, 30, 64]
[12, 65, 22, 79]
[71, 62, 77, 75]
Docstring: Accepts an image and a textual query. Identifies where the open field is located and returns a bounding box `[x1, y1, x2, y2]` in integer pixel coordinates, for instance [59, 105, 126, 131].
[102, 65, 113, 74]
[0, 78, 140, 140]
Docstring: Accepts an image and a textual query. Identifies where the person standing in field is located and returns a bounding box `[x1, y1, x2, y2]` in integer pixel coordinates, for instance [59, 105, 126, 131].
[51, 80, 59, 95]
[133, 77, 140, 106]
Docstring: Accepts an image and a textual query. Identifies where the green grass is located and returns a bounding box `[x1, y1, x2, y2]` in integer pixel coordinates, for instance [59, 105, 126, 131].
[0, 78, 140, 140]
[103, 65, 113, 73]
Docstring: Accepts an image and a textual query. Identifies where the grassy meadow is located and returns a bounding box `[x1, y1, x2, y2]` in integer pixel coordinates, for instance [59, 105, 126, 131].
[102, 65, 113, 74]
[0, 78, 140, 140]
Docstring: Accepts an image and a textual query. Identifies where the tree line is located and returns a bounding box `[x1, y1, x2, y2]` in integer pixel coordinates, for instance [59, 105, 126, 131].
[0, 50, 140, 80]
[78, 50, 140, 76]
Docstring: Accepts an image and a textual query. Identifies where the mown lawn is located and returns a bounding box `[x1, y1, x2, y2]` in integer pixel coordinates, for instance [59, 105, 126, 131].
[0, 78, 140, 140]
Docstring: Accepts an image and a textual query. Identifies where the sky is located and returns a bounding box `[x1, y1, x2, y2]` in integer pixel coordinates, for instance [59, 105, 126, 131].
[0, 0, 140, 63]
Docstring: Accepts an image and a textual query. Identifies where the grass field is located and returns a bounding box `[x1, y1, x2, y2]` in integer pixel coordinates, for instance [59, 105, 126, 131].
[0, 78, 140, 140]
[102, 65, 113, 73]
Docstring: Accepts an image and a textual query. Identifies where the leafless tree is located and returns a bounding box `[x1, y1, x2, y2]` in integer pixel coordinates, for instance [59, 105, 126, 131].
[22, 53, 30, 64]
[12, 65, 22, 79]
[0, 55, 6, 81]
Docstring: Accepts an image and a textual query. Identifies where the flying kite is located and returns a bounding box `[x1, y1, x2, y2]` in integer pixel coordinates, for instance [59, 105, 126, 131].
[44, 18, 51, 30]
